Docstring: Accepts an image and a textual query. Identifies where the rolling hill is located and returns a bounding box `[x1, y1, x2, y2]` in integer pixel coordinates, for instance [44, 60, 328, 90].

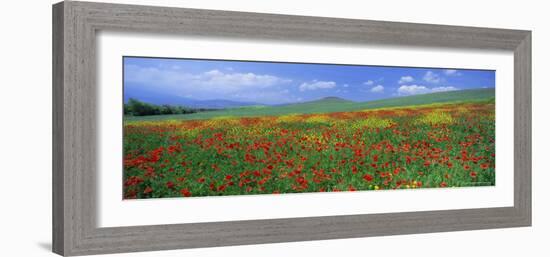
[125, 88, 495, 121]
[124, 88, 261, 108]
[295, 96, 354, 105]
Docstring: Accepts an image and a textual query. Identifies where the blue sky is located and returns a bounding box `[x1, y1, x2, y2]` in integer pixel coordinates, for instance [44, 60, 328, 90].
[124, 57, 495, 105]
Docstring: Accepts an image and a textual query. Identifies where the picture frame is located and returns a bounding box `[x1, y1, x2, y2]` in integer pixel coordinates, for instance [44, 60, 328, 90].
[52, 1, 531, 256]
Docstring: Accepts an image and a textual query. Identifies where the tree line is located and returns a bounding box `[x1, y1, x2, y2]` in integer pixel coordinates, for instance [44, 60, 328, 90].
[124, 98, 215, 116]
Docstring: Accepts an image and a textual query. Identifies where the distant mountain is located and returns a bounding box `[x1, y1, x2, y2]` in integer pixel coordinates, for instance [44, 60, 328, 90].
[124, 88, 262, 109]
[185, 99, 263, 109]
[274, 96, 353, 107]
[309, 96, 354, 104]
[273, 96, 353, 108]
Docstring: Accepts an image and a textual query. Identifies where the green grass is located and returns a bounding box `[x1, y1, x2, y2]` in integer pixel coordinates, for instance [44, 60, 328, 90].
[125, 88, 495, 121]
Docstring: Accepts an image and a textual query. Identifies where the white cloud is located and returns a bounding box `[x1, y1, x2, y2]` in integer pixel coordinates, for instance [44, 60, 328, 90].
[431, 86, 458, 92]
[397, 85, 430, 96]
[423, 71, 444, 83]
[398, 76, 414, 84]
[124, 64, 293, 104]
[201, 69, 291, 88]
[370, 85, 384, 93]
[363, 80, 374, 86]
[126, 66, 291, 91]
[444, 69, 461, 76]
[299, 80, 337, 91]
[397, 85, 458, 96]
[343, 84, 349, 88]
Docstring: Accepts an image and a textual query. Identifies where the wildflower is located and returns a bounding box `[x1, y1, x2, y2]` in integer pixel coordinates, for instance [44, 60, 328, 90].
[166, 181, 175, 189]
[180, 188, 191, 197]
[363, 174, 374, 182]
[143, 186, 153, 194]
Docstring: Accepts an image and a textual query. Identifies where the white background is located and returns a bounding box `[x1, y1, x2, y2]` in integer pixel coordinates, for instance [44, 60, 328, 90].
[98, 32, 514, 227]
[0, 0, 548, 256]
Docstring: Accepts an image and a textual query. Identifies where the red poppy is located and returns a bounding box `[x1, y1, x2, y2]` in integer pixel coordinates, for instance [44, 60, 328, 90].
[225, 175, 233, 180]
[393, 167, 400, 175]
[295, 176, 307, 184]
[124, 176, 144, 187]
[363, 174, 373, 182]
[166, 181, 175, 189]
[470, 172, 477, 178]
[125, 190, 137, 199]
[423, 160, 431, 167]
[180, 188, 191, 197]
[440, 182, 447, 187]
[143, 186, 153, 194]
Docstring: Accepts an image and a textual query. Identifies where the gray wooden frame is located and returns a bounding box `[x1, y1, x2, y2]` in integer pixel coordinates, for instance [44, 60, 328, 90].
[52, 1, 531, 256]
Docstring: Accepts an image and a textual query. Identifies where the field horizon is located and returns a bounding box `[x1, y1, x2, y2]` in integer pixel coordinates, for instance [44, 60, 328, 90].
[125, 87, 495, 122]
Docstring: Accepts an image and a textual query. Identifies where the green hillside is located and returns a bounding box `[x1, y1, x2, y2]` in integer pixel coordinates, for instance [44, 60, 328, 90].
[125, 88, 495, 121]
[297, 96, 354, 105]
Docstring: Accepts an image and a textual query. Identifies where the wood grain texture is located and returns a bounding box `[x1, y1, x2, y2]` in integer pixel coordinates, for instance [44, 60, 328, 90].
[52, 2, 65, 255]
[52, 1, 532, 256]
[514, 32, 532, 224]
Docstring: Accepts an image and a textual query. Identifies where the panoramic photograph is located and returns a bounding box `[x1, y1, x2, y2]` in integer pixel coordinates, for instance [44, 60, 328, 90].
[122, 56, 496, 199]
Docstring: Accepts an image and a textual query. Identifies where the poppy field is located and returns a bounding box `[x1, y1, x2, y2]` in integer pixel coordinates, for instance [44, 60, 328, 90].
[123, 101, 495, 199]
